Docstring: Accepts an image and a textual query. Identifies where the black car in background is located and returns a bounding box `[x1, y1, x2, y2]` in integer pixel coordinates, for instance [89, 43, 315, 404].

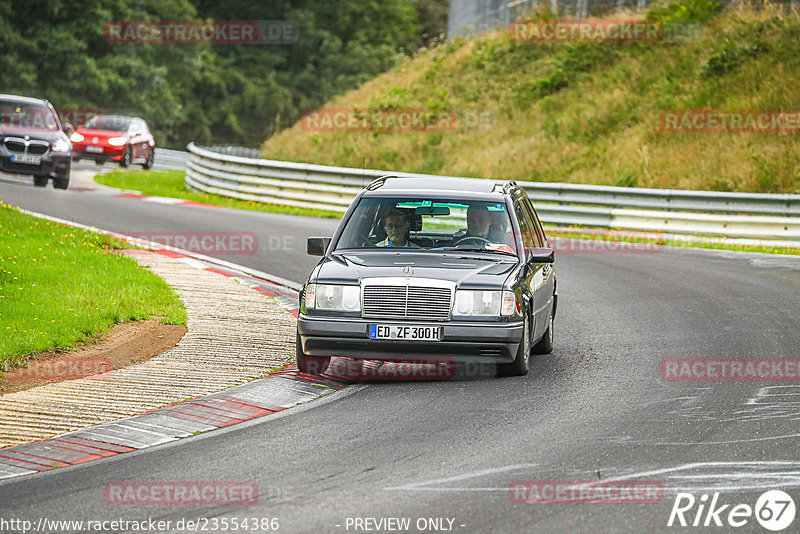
[298, 176, 557, 377]
[0, 94, 72, 189]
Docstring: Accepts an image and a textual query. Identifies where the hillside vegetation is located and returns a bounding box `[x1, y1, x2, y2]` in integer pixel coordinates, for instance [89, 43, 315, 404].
[262, 1, 800, 193]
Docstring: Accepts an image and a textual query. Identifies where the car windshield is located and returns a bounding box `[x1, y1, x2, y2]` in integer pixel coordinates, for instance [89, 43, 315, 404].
[84, 115, 133, 131]
[0, 100, 60, 131]
[334, 196, 518, 255]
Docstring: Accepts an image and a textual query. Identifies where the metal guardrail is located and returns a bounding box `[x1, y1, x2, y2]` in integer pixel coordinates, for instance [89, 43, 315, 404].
[153, 148, 188, 171]
[185, 142, 800, 240]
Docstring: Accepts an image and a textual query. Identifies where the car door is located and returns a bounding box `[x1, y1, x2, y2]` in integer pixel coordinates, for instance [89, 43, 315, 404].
[129, 119, 146, 161]
[512, 201, 541, 339]
[142, 122, 154, 159]
[523, 199, 555, 339]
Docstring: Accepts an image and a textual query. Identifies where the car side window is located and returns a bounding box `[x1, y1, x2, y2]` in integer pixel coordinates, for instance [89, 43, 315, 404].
[513, 203, 536, 249]
[523, 200, 545, 247]
[131, 119, 144, 136]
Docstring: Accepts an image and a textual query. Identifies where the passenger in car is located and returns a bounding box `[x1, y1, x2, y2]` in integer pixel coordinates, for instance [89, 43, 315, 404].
[449, 205, 493, 245]
[465, 205, 492, 238]
[375, 210, 421, 248]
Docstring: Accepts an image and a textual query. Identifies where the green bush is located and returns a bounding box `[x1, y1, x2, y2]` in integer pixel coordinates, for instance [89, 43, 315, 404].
[647, 0, 725, 23]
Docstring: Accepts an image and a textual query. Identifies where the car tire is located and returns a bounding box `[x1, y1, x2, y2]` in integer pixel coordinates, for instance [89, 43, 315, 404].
[53, 176, 69, 190]
[120, 146, 131, 168]
[296, 333, 330, 375]
[497, 313, 530, 377]
[142, 148, 154, 169]
[33, 175, 48, 187]
[532, 307, 554, 355]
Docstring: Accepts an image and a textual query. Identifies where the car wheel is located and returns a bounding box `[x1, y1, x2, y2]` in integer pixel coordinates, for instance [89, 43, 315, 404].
[532, 307, 554, 355]
[53, 176, 69, 190]
[498, 313, 530, 377]
[33, 175, 48, 187]
[296, 333, 330, 375]
[142, 148, 154, 169]
[120, 146, 131, 168]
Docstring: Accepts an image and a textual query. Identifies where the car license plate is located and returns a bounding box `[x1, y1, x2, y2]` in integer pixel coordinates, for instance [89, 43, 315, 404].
[86, 145, 103, 153]
[10, 154, 41, 165]
[369, 324, 441, 341]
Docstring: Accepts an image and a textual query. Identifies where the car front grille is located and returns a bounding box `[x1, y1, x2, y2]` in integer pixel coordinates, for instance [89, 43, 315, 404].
[27, 142, 50, 155]
[363, 285, 452, 321]
[4, 139, 25, 153]
[3, 138, 50, 155]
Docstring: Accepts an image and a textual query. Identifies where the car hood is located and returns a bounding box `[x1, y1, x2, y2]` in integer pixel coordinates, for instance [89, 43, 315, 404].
[313, 251, 518, 289]
[0, 126, 63, 142]
[75, 128, 127, 138]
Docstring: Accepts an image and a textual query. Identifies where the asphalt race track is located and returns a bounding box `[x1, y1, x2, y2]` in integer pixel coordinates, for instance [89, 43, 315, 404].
[2, 170, 800, 533]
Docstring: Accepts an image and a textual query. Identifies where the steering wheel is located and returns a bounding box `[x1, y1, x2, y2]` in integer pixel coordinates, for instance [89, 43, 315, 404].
[356, 232, 376, 247]
[453, 236, 491, 247]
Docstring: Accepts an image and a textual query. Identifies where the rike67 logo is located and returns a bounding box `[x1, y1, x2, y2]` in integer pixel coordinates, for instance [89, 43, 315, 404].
[668, 490, 796, 531]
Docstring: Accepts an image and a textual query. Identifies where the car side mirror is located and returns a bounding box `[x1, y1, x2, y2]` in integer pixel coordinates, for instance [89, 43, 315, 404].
[307, 237, 331, 256]
[526, 247, 554, 264]
[62, 122, 74, 134]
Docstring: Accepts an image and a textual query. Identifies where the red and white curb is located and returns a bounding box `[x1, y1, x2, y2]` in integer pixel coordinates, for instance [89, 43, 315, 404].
[114, 193, 228, 210]
[0, 209, 346, 480]
[0, 365, 350, 479]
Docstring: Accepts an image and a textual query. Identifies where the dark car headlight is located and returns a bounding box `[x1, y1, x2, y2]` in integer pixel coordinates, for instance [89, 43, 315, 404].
[305, 283, 361, 312]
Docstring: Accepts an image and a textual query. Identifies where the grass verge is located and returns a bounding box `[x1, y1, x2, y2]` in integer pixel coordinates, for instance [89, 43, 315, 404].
[95, 169, 343, 219]
[0, 201, 187, 371]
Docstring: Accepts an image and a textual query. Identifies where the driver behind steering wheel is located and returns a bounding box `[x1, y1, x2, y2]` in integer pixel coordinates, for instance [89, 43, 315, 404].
[449, 205, 492, 246]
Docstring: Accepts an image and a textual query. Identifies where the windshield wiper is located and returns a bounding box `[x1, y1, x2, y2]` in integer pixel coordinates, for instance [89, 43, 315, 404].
[428, 246, 517, 256]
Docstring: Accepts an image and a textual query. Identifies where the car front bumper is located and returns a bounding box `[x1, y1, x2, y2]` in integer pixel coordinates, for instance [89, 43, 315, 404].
[0, 151, 71, 179]
[298, 316, 524, 363]
[72, 146, 124, 162]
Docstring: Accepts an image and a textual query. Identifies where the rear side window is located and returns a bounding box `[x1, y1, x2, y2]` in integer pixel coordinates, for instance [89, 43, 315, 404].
[513, 203, 536, 249]
[523, 200, 546, 247]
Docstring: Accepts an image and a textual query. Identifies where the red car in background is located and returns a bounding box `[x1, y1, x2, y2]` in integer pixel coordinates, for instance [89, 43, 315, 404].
[71, 115, 155, 168]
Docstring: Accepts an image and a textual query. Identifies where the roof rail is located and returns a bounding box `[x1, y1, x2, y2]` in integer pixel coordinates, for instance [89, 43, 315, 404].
[502, 180, 517, 194]
[366, 174, 396, 190]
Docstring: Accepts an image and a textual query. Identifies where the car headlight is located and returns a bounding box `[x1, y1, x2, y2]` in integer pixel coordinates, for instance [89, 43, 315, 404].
[454, 290, 517, 317]
[51, 138, 71, 152]
[108, 136, 128, 146]
[304, 283, 361, 312]
[69, 132, 84, 143]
